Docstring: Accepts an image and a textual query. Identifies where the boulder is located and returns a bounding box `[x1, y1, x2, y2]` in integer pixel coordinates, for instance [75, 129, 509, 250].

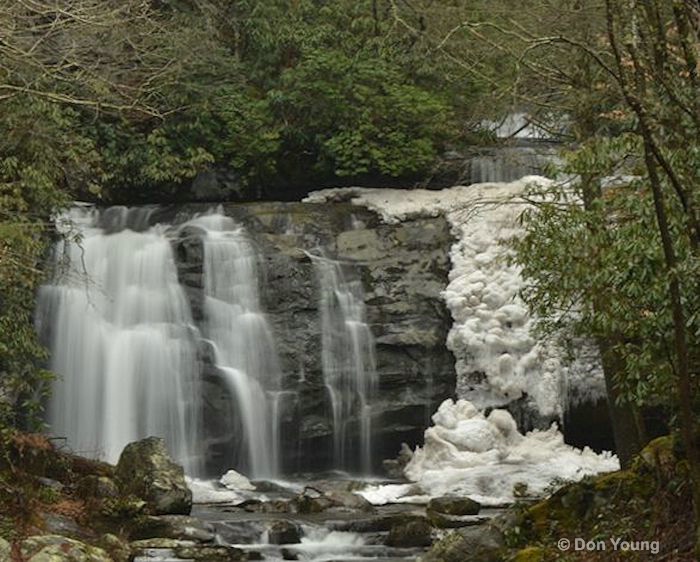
[382, 442, 414, 479]
[324, 491, 375, 513]
[76, 475, 119, 499]
[37, 476, 64, 492]
[289, 487, 374, 514]
[421, 524, 504, 562]
[115, 437, 192, 515]
[426, 511, 488, 529]
[41, 512, 90, 540]
[426, 496, 480, 517]
[130, 540, 247, 562]
[129, 538, 196, 549]
[174, 545, 248, 561]
[267, 520, 301, 544]
[289, 488, 335, 513]
[21, 535, 111, 562]
[97, 534, 130, 562]
[331, 513, 409, 533]
[131, 514, 216, 543]
[385, 515, 433, 548]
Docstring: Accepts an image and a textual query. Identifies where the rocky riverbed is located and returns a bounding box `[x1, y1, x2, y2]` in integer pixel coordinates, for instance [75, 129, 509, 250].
[3, 430, 690, 561]
[0, 433, 511, 562]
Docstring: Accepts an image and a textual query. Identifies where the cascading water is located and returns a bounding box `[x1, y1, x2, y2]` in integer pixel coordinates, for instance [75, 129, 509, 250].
[312, 255, 377, 474]
[35, 206, 201, 472]
[466, 112, 560, 184]
[187, 212, 283, 478]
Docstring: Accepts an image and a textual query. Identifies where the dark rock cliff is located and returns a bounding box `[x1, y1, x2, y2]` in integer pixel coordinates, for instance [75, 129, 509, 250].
[151, 202, 456, 475]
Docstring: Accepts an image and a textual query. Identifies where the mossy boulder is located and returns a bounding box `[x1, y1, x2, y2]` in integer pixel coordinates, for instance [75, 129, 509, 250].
[504, 435, 692, 559]
[512, 546, 546, 561]
[115, 437, 192, 515]
[427, 496, 481, 517]
[522, 465, 653, 538]
[268, 520, 301, 544]
[20, 535, 111, 561]
[421, 525, 504, 562]
[97, 494, 149, 534]
[96, 534, 130, 562]
[386, 515, 433, 548]
[175, 545, 248, 561]
[634, 435, 678, 478]
[130, 514, 216, 542]
[76, 475, 119, 500]
[130, 539, 247, 561]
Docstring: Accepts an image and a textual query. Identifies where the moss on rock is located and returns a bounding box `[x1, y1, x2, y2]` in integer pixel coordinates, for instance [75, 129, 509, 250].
[115, 437, 192, 515]
[20, 535, 111, 562]
[504, 434, 695, 561]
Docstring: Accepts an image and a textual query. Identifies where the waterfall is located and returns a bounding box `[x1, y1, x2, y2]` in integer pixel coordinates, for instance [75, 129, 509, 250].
[187, 212, 283, 478]
[467, 146, 558, 184]
[466, 112, 561, 184]
[35, 206, 201, 472]
[312, 255, 377, 474]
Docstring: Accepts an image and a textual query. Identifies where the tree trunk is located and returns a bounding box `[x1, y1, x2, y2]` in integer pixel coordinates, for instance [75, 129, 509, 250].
[597, 338, 647, 467]
[580, 173, 647, 467]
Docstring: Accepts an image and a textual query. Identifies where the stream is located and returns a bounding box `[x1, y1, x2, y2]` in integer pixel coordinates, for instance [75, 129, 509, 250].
[135, 474, 503, 561]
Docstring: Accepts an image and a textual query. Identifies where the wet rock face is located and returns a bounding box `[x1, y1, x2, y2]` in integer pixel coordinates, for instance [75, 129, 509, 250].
[115, 437, 192, 515]
[157, 201, 456, 475]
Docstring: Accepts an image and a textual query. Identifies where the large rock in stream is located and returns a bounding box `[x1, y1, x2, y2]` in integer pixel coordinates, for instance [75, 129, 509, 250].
[115, 437, 192, 515]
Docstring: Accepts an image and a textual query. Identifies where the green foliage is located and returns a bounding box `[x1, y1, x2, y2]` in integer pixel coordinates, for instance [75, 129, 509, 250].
[271, 47, 453, 180]
[511, 132, 699, 410]
[0, 99, 81, 429]
[230, 0, 460, 186]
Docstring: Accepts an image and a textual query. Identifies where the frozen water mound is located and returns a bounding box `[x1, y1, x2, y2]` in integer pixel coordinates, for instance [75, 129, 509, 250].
[359, 399, 618, 506]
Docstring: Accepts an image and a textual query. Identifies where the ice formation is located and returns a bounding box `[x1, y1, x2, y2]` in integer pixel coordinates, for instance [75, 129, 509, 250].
[358, 399, 619, 506]
[305, 178, 606, 418]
